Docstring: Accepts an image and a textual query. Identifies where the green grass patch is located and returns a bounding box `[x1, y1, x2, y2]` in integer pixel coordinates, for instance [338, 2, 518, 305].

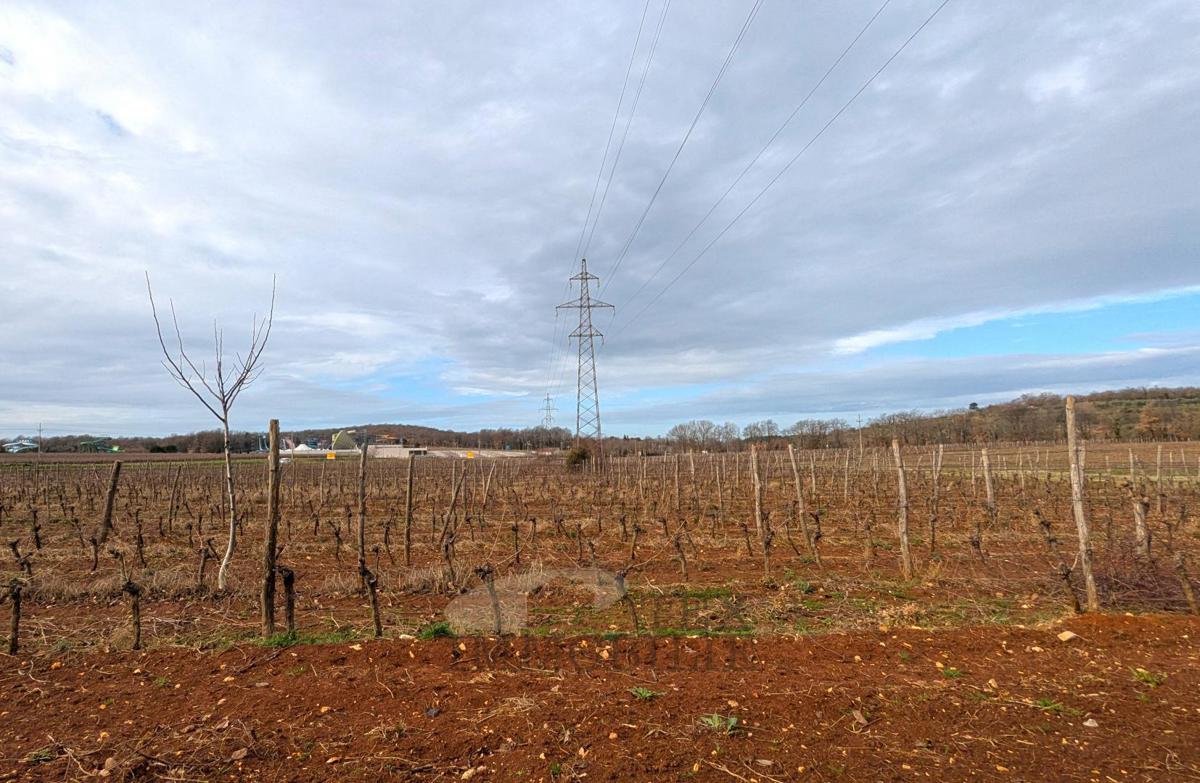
[257, 627, 364, 648]
[417, 621, 456, 640]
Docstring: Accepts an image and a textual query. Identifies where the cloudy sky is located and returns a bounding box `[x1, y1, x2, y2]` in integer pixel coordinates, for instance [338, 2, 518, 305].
[2, 0, 1198, 439]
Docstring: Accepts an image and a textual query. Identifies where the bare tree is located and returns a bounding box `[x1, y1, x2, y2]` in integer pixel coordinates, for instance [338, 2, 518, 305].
[146, 273, 276, 592]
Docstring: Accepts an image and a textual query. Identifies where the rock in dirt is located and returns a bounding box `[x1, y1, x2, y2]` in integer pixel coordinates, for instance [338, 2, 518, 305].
[1083, 718, 1099, 728]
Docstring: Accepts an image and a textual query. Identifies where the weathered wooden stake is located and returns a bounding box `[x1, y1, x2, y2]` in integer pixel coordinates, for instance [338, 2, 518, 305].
[929, 444, 944, 554]
[1132, 494, 1151, 560]
[356, 441, 369, 592]
[892, 439, 913, 580]
[261, 419, 281, 637]
[1065, 396, 1100, 612]
[981, 447, 996, 526]
[750, 446, 765, 541]
[786, 445, 820, 567]
[405, 454, 417, 567]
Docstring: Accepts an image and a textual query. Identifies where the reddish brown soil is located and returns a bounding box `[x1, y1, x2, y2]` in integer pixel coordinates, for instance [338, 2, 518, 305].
[3, 613, 1197, 782]
[3, 448, 1199, 780]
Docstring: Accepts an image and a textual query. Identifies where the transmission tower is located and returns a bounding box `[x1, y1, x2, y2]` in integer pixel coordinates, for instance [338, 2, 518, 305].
[557, 258, 613, 448]
[540, 394, 556, 428]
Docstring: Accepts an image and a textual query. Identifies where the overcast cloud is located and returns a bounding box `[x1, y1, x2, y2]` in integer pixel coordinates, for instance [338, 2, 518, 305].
[2, 0, 1198, 438]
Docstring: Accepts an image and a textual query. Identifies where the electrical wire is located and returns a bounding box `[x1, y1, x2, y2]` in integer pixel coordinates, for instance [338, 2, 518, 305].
[599, 0, 766, 296]
[543, 0, 662, 413]
[612, 0, 954, 339]
[572, 0, 657, 265]
[581, 0, 673, 256]
[616, 0, 893, 312]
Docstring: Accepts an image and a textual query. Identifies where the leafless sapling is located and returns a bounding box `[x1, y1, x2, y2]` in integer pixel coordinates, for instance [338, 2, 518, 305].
[147, 273, 275, 592]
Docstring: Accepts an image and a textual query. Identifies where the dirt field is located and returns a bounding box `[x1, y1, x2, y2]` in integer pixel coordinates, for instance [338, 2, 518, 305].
[3, 614, 1197, 781]
[1, 442, 1198, 780]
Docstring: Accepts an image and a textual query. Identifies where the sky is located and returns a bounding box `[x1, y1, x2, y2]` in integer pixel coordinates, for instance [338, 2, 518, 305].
[2, 0, 1199, 439]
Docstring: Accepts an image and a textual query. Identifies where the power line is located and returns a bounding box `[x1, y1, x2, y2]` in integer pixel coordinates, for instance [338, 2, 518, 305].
[599, 0, 766, 297]
[543, 0, 660, 413]
[613, 0, 953, 339]
[616, 0, 894, 312]
[581, 0, 673, 257]
[572, 0, 657, 264]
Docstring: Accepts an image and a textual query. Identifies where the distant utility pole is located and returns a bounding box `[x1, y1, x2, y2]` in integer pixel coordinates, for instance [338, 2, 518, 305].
[541, 394, 556, 428]
[557, 258, 613, 449]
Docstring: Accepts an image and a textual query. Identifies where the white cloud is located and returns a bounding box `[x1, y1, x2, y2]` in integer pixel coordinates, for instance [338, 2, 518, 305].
[1, 0, 1198, 436]
[1026, 57, 1092, 103]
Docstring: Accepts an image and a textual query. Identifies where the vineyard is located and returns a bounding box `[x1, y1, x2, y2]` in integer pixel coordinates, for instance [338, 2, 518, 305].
[2, 437, 1199, 781]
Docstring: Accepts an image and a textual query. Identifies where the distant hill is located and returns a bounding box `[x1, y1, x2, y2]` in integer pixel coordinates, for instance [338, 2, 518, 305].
[807, 387, 1200, 448]
[11, 386, 1200, 454]
[666, 387, 1200, 451]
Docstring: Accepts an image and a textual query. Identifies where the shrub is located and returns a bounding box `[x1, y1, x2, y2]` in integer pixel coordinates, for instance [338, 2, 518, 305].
[564, 445, 591, 467]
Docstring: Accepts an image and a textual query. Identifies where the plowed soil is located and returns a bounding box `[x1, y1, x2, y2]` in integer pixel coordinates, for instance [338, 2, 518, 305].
[3, 613, 1198, 782]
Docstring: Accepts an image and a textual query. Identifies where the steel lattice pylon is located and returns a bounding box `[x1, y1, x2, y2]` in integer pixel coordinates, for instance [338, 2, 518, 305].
[557, 258, 613, 448]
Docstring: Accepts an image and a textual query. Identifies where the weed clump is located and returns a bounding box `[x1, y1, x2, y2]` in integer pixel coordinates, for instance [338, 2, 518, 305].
[417, 621, 456, 640]
[564, 445, 591, 467]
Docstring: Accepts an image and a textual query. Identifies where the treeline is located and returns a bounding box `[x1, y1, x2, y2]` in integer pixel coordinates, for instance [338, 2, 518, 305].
[657, 387, 1200, 451]
[25, 424, 573, 454]
[33, 430, 271, 454]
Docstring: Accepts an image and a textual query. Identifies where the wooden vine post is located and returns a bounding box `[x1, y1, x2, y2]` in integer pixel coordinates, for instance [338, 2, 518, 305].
[404, 453, 417, 567]
[356, 440, 369, 591]
[981, 447, 996, 525]
[891, 439, 913, 580]
[929, 444, 944, 553]
[1065, 396, 1100, 612]
[261, 419, 281, 637]
[750, 446, 765, 541]
[786, 444, 820, 566]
